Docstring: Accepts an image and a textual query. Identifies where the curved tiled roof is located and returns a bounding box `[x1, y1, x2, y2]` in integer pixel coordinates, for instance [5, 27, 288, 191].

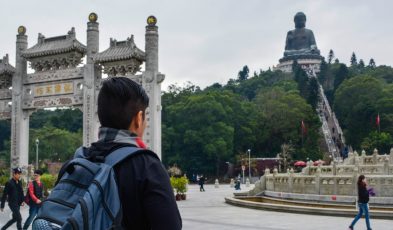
[22, 28, 86, 59]
[0, 55, 15, 76]
[94, 35, 145, 63]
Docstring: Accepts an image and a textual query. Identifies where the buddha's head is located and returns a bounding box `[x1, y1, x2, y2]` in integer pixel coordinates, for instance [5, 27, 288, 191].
[294, 12, 306, 29]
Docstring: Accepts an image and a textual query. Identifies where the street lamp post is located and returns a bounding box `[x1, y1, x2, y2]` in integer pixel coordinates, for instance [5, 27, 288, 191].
[248, 149, 251, 181]
[35, 139, 39, 169]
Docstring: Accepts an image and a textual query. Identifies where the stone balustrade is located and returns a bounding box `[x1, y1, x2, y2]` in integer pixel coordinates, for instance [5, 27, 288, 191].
[250, 148, 393, 198]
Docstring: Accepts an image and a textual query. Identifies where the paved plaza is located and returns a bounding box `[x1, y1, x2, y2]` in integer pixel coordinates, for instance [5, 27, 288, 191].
[0, 184, 391, 229]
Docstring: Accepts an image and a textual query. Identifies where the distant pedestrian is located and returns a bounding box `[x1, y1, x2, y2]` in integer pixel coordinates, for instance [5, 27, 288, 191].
[235, 178, 241, 190]
[199, 175, 205, 192]
[348, 175, 372, 230]
[1, 167, 24, 230]
[23, 169, 44, 230]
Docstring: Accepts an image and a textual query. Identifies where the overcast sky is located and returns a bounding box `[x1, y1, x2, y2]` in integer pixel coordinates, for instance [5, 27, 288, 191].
[1, 0, 392, 90]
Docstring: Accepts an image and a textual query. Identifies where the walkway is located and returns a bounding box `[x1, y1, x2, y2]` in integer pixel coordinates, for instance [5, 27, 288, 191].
[0, 184, 391, 229]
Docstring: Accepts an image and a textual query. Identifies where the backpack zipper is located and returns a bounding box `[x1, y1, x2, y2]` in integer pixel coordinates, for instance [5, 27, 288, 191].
[44, 198, 76, 209]
[79, 198, 89, 230]
[68, 217, 79, 230]
[60, 179, 89, 189]
[91, 180, 115, 221]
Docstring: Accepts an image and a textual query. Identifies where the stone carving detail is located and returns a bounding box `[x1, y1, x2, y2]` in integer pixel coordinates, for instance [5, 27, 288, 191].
[0, 54, 16, 83]
[0, 111, 11, 120]
[24, 67, 84, 84]
[23, 95, 82, 109]
[0, 89, 12, 99]
[102, 59, 143, 76]
[28, 52, 84, 71]
[0, 75, 12, 89]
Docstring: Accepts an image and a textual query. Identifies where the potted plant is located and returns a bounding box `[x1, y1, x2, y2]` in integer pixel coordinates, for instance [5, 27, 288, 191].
[170, 176, 188, 200]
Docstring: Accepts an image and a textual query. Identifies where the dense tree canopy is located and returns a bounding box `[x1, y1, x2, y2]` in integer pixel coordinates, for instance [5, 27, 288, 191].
[318, 60, 393, 153]
[0, 60, 391, 177]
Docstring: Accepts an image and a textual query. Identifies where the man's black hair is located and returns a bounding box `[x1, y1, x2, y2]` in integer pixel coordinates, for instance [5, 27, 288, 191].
[98, 77, 149, 130]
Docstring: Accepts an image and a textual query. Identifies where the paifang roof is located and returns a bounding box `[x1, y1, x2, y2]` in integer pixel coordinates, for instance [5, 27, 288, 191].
[94, 35, 145, 63]
[0, 54, 16, 75]
[22, 27, 86, 59]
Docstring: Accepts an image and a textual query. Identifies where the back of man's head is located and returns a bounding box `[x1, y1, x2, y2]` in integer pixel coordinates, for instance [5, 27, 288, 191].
[98, 77, 149, 130]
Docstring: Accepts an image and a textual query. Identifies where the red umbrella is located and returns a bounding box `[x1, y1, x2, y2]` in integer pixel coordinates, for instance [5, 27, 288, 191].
[294, 161, 307, 167]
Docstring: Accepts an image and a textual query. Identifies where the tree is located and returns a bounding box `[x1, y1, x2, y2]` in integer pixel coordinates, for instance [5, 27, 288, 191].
[318, 59, 328, 83]
[29, 125, 82, 162]
[328, 49, 335, 64]
[162, 89, 255, 176]
[238, 65, 249, 81]
[334, 76, 384, 148]
[361, 131, 393, 154]
[278, 143, 294, 172]
[307, 77, 319, 109]
[254, 87, 322, 159]
[350, 52, 358, 67]
[358, 59, 365, 69]
[333, 64, 349, 90]
[293, 63, 309, 99]
[368, 58, 376, 68]
[334, 58, 340, 64]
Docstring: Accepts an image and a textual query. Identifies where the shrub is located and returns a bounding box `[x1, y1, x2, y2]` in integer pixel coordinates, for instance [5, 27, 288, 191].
[40, 173, 57, 191]
[170, 176, 188, 195]
[0, 176, 8, 186]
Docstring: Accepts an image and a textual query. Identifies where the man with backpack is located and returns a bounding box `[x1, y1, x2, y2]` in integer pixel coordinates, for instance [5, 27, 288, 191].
[23, 169, 44, 230]
[1, 167, 24, 230]
[33, 77, 182, 230]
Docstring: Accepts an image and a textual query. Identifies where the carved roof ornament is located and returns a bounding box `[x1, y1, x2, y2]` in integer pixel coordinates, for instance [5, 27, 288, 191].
[88, 12, 98, 23]
[22, 28, 87, 72]
[17, 26, 26, 36]
[94, 35, 145, 76]
[147, 15, 157, 26]
[0, 54, 16, 77]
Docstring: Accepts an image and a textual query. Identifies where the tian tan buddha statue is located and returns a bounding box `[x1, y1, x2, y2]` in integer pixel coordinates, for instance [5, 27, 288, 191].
[284, 12, 321, 57]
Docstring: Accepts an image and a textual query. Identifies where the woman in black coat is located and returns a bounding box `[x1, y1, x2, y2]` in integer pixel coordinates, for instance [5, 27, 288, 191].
[348, 175, 372, 230]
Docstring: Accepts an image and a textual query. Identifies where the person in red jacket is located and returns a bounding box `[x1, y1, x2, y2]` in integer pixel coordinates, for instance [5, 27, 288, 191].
[23, 169, 44, 230]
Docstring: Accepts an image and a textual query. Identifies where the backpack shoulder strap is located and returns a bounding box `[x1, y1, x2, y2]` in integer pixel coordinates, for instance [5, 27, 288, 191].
[104, 146, 151, 167]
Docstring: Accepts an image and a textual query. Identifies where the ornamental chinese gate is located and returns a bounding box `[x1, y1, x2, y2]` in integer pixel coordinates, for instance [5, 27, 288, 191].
[0, 13, 164, 171]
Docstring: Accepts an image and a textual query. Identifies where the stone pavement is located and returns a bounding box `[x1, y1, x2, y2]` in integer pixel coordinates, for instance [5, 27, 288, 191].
[177, 184, 392, 230]
[0, 184, 391, 229]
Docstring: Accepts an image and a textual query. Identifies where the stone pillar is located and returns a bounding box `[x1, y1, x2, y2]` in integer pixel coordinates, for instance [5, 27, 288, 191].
[272, 167, 278, 191]
[11, 26, 29, 172]
[288, 168, 294, 193]
[361, 150, 366, 165]
[390, 148, 393, 165]
[83, 13, 100, 147]
[332, 160, 337, 176]
[373, 148, 378, 164]
[214, 179, 219, 188]
[143, 16, 164, 159]
[384, 156, 389, 175]
[315, 166, 321, 195]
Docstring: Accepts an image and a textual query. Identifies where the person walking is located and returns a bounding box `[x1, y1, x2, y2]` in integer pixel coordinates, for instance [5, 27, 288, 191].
[1, 167, 24, 230]
[348, 175, 372, 230]
[198, 175, 205, 192]
[22, 169, 44, 230]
